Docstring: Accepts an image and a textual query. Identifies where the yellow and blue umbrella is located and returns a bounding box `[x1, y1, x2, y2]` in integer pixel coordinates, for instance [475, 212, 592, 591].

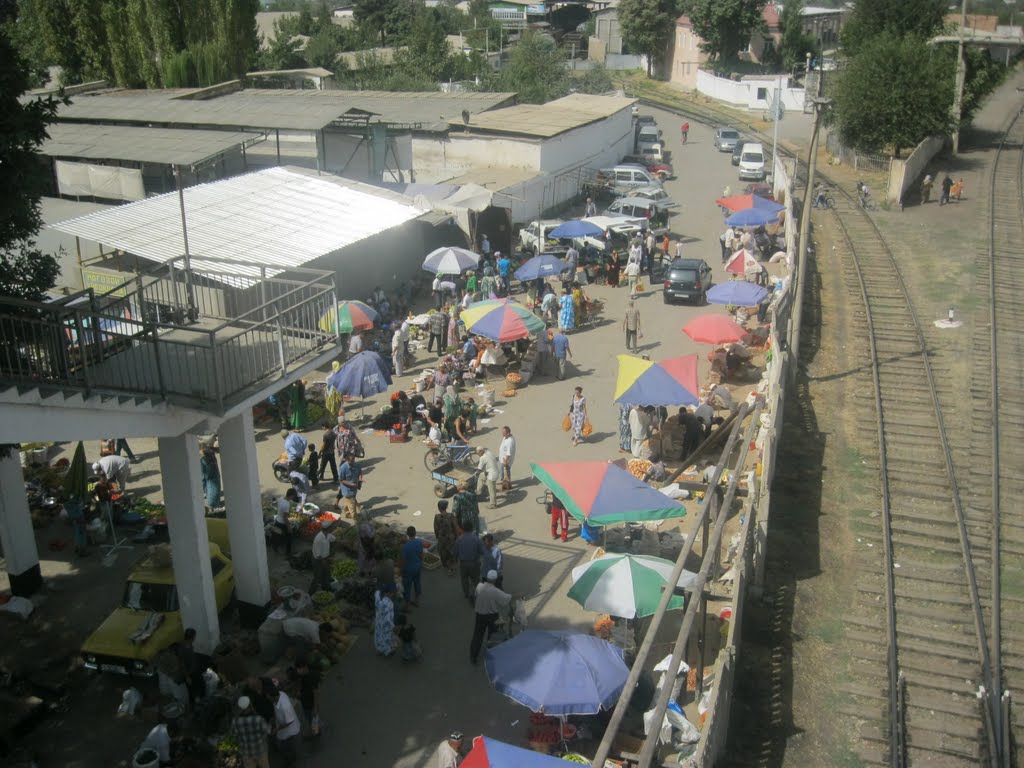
[318, 300, 378, 334]
[614, 354, 699, 406]
[461, 298, 545, 342]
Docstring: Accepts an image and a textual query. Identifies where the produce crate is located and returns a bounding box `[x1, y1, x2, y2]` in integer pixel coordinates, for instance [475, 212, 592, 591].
[389, 430, 407, 444]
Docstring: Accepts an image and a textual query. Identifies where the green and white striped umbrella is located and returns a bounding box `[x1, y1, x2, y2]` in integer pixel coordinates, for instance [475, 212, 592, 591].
[568, 553, 698, 619]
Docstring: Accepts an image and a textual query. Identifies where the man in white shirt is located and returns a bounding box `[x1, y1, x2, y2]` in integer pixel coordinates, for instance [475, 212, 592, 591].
[93, 454, 131, 491]
[674, 240, 684, 260]
[475, 447, 500, 510]
[436, 732, 464, 768]
[628, 241, 642, 265]
[470, 570, 513, 663]
[432, 275, 443, 308]
[391, 326, 404, 377]
[274, 688, 301, 765]
[564, 244, 579, 282]
[310, 529, 332, 593]
[498, 426, 516, 490]
[694, 401, 715, 436]
[584, 197, 597, 217]
[348, 331, 363, 356]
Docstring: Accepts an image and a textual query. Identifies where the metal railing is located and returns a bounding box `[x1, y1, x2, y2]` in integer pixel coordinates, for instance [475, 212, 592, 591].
[825, 131, 892, 174]
[0, 258, 338, 413]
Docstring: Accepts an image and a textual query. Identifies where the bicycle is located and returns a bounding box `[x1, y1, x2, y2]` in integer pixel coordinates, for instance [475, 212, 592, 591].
[424, 440, 476, 471]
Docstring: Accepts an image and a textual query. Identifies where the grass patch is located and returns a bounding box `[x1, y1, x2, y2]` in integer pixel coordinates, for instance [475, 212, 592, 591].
[1002, 564, 1024, 599]
[843, 446, 867, 479]
[830, 741, 868, 768]
[808, 616, 846, 644]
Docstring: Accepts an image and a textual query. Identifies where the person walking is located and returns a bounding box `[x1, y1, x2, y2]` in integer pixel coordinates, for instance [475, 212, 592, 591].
[452, 480, 480, 534]
[114, 438, 137, 462]
[606, 249, 621, 288]
[231, 696, 272, 768]
[584, 197, 597, 217]
[617, 403, 632, 453]
[558, 285, 575, 332]
[436, 732, 464, 768]
[292, 656, 322, 737]
[535, 328, 552, 376]
[496, 252, 511, 296]
[432, 500, 457, 575]
[480, 234, 491, 260]
[552, 330, 572, 381]
[427, 310, 446, 355]
[482, 533, 504, 590]
[569, 386, 588, 447]
[400, 526, 425, 606]
[475, 446, 500, 509]
[940, 173, 953, 206]
[469, 570, 512, 664]
[920, 174, 933, 204]
[318, 424, 338, 483]
[622, 300, 642, 352]
[951, 176, 964, 201]
[498, 426, 516, 491]
[550, 495, 570, 541]
[272, 686, 301, 767]
[391, 325, 405, 377]
[624, 258, 640, 298]
[679, 406, 703, 459]
[200, 447, 222, 509]
[309, 527, 332, 593]
[374, 583, 396, 655]
[335, 452, 363, 517]
[455, 524, 484, 601]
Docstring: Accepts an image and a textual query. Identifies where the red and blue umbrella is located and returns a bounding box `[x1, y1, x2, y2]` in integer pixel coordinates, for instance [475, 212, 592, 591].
[530, 461, 686, 526]
[614, 354, 699, 407]
[462, 736, 572, 768]
[714, 193, 784, 213]
[461, 298, 546, 342]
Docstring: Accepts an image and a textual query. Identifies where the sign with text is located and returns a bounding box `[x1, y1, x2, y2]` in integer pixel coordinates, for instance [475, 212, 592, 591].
[82, 267, 130, 298]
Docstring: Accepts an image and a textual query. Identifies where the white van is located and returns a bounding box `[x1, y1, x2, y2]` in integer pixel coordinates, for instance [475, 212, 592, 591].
[636, 125, 660, 153]
[737, 142, 766, 181]
[599, 165, 662, 194]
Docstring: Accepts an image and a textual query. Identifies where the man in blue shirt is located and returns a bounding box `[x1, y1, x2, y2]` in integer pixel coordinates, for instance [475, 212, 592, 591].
[284, 429, 307, 470]
[462, 337, 477, 364]
[335, 452, 362, 517]
[482, 533, 504, 590]
[552, 331, 572, 381]
[400, 526, 425, 606]
[496, 252, 511, 295]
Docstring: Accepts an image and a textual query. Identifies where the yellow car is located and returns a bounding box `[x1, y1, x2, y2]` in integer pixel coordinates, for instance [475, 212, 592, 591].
[81, 535, 234, 676]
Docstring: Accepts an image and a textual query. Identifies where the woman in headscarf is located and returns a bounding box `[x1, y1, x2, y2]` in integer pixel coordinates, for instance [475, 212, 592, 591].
[432, 500, 457, 576]
[607, 249, 621, 288]
[617, 403, 632, 453]
[442, 385, 462, 438]
[452, 480, 480, 534]
[569, 386, 588, 447]
[288, 379, 309, 430]
[374, 583, 396, 656]
[558, 286, 575, 332]
[200, 447, 222, 509]
[325, 362, 343, 418]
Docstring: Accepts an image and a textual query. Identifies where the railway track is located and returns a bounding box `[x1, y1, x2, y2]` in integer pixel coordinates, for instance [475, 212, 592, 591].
[631, 90, 1022, 765]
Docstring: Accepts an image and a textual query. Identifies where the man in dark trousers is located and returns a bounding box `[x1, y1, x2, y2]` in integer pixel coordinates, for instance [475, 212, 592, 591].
[427, 309, 447, 355]
[469, 569, 512, 664]
[940, 173, 953, 206]
[454, 523, 484, 601]
[679, 406, 703, 460]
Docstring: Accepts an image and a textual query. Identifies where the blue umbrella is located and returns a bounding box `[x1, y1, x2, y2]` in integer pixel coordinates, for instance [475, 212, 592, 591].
[547, 219, 604, 238]
[325, 351, 392, 397]
[514, 253, 568, 282]
[725, 207, 781, 227]
[484, 629, 629, 715]
[706, 281, 769, 306]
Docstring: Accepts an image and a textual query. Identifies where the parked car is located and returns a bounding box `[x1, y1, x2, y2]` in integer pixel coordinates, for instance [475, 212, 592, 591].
[744, 182, 775, 200]
[519, 219, 566, 254]
[738, 143, 767, 181]
[81, 540, 234, 676]
[620, 157, 674, 180]
[713, 127, 742, 152]
[731, 139, 746, 166]
[576, 215, 648, 253]
[604, 197, 671, 232]
[625, 185, 678, 208]
[663, 259, 714, 305]
[636, 124, 661, 149]
[638, 143, 665, 164]
[597, 165, 663, 195]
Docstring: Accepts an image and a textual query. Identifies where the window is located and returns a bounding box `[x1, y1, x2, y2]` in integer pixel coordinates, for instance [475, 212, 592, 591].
[756, 87, 768, 101]
[123, 581, 179, 612]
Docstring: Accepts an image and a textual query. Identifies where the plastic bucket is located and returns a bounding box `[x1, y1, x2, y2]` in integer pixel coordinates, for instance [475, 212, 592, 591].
[133, 748, 160, 768]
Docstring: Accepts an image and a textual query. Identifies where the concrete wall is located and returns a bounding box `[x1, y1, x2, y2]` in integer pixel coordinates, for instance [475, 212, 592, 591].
[887, 135, 945, 204]
[323, 130, 414, 183]
[538, 110, 635, 173]
[412, 135, 544, 182]
[670, 24, 710, 90]
[696, 70, 806, 112]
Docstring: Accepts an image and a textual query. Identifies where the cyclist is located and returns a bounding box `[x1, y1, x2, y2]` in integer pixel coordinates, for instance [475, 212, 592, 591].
[858, 181, 871, 209]
[680, 121, 689, 143]
[813, 183, 827, 209]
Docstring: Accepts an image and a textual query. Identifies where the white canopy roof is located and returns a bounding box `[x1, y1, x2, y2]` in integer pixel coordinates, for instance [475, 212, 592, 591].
[49, 167, 426, 281]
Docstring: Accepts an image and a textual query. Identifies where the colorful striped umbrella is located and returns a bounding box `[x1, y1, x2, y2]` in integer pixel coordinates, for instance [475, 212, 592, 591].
[318, 300, 378, 334]
[614, 354, 699, 406]
[422, 246, 480, 274]
[714, 193, 784, 213]
[461, 298, 545, 342]
[569, 553, 698, 618]
[682, 314, 748, 345]
[530, 461, 686, 526]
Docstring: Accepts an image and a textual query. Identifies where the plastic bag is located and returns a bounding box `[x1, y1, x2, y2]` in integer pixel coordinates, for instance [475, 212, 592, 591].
[561, 414, 571, 432]
[0, 596, 34, 619]
[581, 420, 593, 437]
[117, 687, 143, 716]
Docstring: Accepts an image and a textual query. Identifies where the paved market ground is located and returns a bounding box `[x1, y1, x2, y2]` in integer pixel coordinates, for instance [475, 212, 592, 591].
[2, 104, 762, 766]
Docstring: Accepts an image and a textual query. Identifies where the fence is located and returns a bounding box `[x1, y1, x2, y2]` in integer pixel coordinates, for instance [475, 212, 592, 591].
[886, 135, 946, 204]
[696, 69, 806, 112]
[825, 130, 892, 175]
[689, 153, 798, 766]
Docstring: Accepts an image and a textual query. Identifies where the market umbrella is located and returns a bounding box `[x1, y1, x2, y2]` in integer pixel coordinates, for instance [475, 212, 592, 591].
[513, 253, 568, 282]
[547, 219, 604, 238]
[714, 193, 785, 214]
[706, 281, 769, 306]
[462, 736, 572, 768]
[422, 246, 480, 274]
[461, 299, 545, 342]
[325, 351, 393, 397]
[614, 354, 699, 407]
[530, 461, 687, 526]
[318, 300, 378, 334]
[484, 630, 629, 715]
[725, 207, 781, 228]
[63, 441, 89, 500]
[568, 553, 699, 619]
[724, 248, 761, 276]
[682, 314, 749, 345]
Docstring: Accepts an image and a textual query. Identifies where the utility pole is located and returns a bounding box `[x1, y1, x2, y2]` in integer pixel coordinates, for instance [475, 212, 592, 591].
[951, 0, 968, 153]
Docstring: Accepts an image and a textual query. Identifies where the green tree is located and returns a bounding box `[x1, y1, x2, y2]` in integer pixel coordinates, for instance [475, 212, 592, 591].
[304, 27, 344, 70]
[354, 0, 398, 46]
[1, 0, 50, 87]
[617, 0, 678, 77]
[255, 16, 307, 71]
[681, 0, 766, 64]
[776, 0, 815, 70]
[495, 30, 569, 104]
[575, 62, 613, 94]
[0, 21, 62, 301]
[828, 33, 953, 157]
[393, 8, 452, 83]
[841, 0, 946, 54]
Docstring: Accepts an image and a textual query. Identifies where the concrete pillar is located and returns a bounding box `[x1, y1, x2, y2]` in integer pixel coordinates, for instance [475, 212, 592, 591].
[158, 434, 219, 654]
[0, 450, 42, 596]
[219, 410, 271, 627]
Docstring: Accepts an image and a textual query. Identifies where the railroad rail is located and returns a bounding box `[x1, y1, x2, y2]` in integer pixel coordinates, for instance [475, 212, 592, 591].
[628, 90, 1019, 766]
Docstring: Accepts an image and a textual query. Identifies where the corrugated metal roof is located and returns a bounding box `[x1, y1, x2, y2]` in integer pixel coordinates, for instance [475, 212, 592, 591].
[41, 124, 261, 166]
[57, 89, 517, 132]
[451, 93, 634, 137]
[47, 167, 426, 281]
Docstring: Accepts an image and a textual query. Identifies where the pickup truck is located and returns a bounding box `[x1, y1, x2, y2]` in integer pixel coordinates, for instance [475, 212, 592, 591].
[518, 219, 568, 255]
[81, 522, 234, 676]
